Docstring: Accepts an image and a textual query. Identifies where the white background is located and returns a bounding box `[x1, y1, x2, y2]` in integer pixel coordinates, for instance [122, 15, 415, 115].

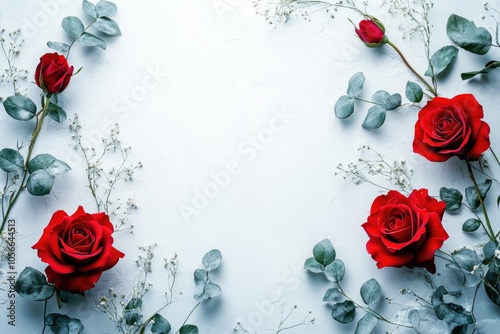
[1, 0, 500, 333]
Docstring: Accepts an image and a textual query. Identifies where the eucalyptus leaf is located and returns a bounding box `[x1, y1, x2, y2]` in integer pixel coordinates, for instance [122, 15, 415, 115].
[484, 258, 500, 306]
[324, 259, 345, 283]
[3, 95, 37, 121]
[462, 218, 480, 232]
[408, 309, 420, 328]
[202, 249, 222, 271]
[47, 41, 70, 54]
[28, 154, 71, 176]
[124, 298, 142, 326]
[77, 32, 107, 49]
[384, 93, 401, 110]
[194, 282, 222, 302]
[452, 249, 479, 272]
[362, 105, 386, 129]
[93, 17, 121, 36]
[425, 45, 458, 77]
[179, 324, 199, 334]
[194, 269, 208, 286]
[440, 187, 463, 211]
[461, 60, 500, 80]
[313, 239, 336, 266]
[323, 288, 342, 304]
[0, 148, 24, 173]
[360, 278, 382, 306]
[347, 72, 365, 97]
[465, 179, 492, 210]
[304, 257, 324, 273]
[15, 267, 55, 301]
[48, 102, 67, 123]
[334, 95, 354, 119]
[62, 16, 84, 39]
[45, 314, 84, 334]
[151, 313, 171, 334]
[354, 313, 377, 334]
[447, 14, 492, 55]
[431, 286, 474, 326]
[405, 81, 423, 103]
[96, 0, 118, 17]
[83, 0, 97, 19]
[372, 90, 390, 104]
[483, 241, 497, 261]
[331, 300, 356, 324]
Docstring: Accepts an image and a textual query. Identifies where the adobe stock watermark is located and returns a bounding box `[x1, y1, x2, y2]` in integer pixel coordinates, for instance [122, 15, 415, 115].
[236, 264, 303, 331]
[65, 65, 169, 168]
[21, 0, 73, 39]
[213, 0, 244, 19]
[178, 107, 296, 223]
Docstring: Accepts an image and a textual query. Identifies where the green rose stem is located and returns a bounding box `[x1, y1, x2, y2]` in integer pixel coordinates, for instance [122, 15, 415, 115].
[386, 40, 438, 97]
[466, 158, 496, 243]
[0, 94, 53, 234]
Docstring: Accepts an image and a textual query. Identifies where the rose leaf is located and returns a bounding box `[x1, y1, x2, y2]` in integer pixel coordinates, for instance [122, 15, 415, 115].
[331, 300, 356, 324]
[179, 324, 199, 334]
[15, 267, 55, 301]
[0, 148, 24, 173]
[324, 259, 345, 283]
[360, 278, 383, 306]
[45, 313, 84, 334]
[447, 14, 491, 55]
[405, 81, 423, 103]
[439, 187, 463, 211]
[313, 238, 336, 266]
[3, 95, 37, 121]
[202, 249, 222, 271]
[304, 257, 325, 274]
[334, 95, 355, 119]
[362, 105, 386, 129]
[354, 313, 377, 334]
[347, 72, 365, 97]
[425, 45, 458, 77]
[151, 313, 171, 334]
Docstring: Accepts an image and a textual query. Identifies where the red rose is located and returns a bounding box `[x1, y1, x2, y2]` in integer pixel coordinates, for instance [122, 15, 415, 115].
[32, 206, 124, 293]
[413, 94, 490, 162]
[362, 189, 448, 273]
[35, 53, 74, 94]
[355, 19, 387, 47]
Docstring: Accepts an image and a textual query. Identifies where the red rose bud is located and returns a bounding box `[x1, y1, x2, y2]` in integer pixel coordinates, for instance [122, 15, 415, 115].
[32, 206, 124, 293]
[413, 94, 490, 162]
[354, 18, 387, 47]
[35, 52, 74, 94]
[362, 189, 448, 273]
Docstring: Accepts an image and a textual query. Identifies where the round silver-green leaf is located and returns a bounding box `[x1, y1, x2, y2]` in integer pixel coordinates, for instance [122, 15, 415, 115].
[331, 300, 356, 324]
[15, 267, 55, 301]
[3, 95, 37, 121]
[202, 249, 222, 271]
[324, 259, 345, 283]
[27, 169, 55, 196]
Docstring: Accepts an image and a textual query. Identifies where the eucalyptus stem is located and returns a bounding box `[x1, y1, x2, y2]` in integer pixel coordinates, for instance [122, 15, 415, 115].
[387, 41, 438, 97]
[41, 299, 48, 334]
[0, 94, 53, 235]
[174, 302, 201, 334]
[466, 159, 496, 243]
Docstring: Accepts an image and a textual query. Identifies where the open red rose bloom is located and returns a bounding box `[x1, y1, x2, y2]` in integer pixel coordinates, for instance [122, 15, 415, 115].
[35, 52, 74, 94]
[362, 189, 448, 273]
[413, 94, 490, 162]
[32, 206, 124, 293]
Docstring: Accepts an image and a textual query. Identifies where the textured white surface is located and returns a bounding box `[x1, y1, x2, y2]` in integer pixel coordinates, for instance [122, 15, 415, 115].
[1, 0, 500, 333]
